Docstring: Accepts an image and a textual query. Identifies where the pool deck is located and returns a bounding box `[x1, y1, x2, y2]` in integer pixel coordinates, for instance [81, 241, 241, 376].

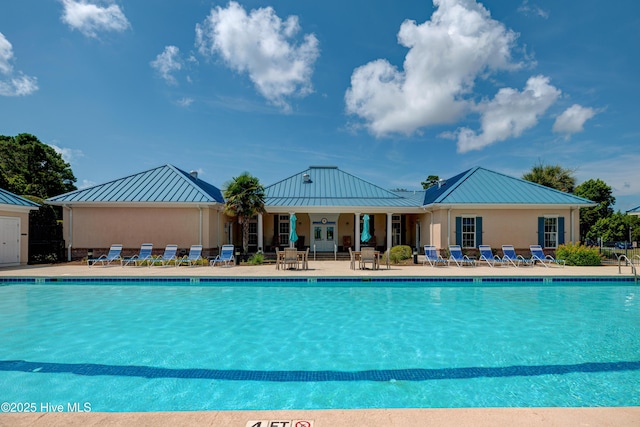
[1, 260, 638, 427]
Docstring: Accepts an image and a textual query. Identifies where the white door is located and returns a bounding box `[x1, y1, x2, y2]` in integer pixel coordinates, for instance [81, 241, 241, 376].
[309, 214, 339, 252]
[313, 223, 336, 252]
[0, 217, 20, 266]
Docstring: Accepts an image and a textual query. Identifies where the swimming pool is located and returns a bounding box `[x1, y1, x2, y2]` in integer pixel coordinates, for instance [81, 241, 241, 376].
[1, 278, 639, 411]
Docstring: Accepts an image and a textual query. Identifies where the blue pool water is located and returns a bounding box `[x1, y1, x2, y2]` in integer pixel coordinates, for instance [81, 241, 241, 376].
[1, 280, 639, 411]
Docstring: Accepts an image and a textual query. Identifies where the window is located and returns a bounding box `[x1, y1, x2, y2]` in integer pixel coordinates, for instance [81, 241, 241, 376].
[248, 219, 257, 246]
[278, 215, 289, 245]
[461, 217, 476, 248]
[392, 215, 401, 246]
[544, 217, 558, 248]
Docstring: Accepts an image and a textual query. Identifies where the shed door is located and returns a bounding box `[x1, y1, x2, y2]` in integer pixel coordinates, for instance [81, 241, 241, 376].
[0, 217, 20, 266]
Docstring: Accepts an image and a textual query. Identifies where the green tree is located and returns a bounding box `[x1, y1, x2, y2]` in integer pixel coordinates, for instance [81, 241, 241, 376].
[223, 172, 266, 255]
[0, 133, 77, 198]
[574, 178, 615, 241]
[421, 175, 440, 189]
[587, 212, 640, 243]
[522, 162, 576, 193]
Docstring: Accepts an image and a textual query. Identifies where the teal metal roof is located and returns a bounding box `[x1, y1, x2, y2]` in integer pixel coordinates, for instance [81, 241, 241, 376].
[0, 188, 40, 208]
[47, 164, 224, 204]
[265, 166, 418, 207]
[423, 167, 595, 206]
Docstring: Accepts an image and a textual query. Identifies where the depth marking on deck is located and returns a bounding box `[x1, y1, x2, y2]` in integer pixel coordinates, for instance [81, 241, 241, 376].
[246, 420, 314, 427]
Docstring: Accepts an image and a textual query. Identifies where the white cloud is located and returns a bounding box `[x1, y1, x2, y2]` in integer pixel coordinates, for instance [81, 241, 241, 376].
[176, 97, 193, 107]
[79, 179, 97, 189]
[456, 75, 560, 152]
[195, 1, 319, 111]
[151, 46, 182, 84]
[345, 0, 522, 136]
[60, 0, 130, 38]
[518, 0, 549, 19]
[49, 143, 84, 163]
[0, 32, 38, 97]
[552, 104, 596, 138]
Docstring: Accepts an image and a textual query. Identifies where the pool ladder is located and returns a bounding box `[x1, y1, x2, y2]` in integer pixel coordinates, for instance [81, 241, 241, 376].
[617, 254, 638, 283]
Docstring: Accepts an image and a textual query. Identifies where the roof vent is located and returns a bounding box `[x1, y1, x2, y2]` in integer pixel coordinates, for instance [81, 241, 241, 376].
[190, 170, 198, 180]
[302, 173, 311, 183]
[437, 179, 446, 189]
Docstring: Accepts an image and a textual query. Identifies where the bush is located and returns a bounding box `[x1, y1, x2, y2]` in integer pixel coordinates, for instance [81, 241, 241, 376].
[389, 245, 412, 264]
[246, 252, 264, 265]
[555, 243, 601, 266]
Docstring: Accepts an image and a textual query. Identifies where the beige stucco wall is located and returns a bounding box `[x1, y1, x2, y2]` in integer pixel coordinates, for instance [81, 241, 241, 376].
[62, 206, 224, 258]
[419, 207, 580, 252]
[0, 209, 31, 265]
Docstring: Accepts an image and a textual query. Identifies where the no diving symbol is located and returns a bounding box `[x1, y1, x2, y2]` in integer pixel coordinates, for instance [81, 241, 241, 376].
[296, 422, 311, 427]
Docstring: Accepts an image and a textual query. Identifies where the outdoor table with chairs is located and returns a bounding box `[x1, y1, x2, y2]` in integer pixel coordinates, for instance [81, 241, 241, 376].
[276, 247, 309, 270]
[349, 247, 381, 270]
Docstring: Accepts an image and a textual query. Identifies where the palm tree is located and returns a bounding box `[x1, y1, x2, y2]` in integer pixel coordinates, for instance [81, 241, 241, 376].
[522, 162, 576, 193]
[223, 172, 266, 255]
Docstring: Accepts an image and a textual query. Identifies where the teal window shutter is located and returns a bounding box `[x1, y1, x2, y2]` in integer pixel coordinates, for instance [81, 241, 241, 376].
[538, 217, 544, 247]
[455, 217, 462, 246]
[558, 217, 565, 245]
[476, 217, 482, 246]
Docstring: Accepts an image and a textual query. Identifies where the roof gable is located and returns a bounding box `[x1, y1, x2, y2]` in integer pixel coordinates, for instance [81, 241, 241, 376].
[423, 167, 595, 206]
[47, 164, 224, 204]
[0, 188, 40, 208]
[265, 166, 416, 207]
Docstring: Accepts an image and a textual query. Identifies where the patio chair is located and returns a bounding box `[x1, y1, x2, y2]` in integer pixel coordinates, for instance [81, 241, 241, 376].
[360, 247, 377, 270]
[177, 245, 203, 267]
[151, 244, 178, 266]
[210, 244, 235, 267]
[88, 244, 123, 266]
[501, 245, 533, 267]
[283, 247, 300, 270]
[348, 247, 356, 270]
[529, 245, 565, 268]
[122, 243, 154, 267]
[423, 245, 448, 267]
[478, 245, 507, 268]
[448, 245, 475, 267]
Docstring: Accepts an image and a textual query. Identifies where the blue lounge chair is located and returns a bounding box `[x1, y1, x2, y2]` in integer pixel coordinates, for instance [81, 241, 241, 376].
[210, 244, 235, 267]
[177, 245, 203, 267]
[478, 245, 507, 267]
[501, 245, 533, 267]
[529, 245, 565, 268]
[88, 244, 123, 266]
[122, 243, 154, 266]
[449, 245, 475, 267]
[423, 245, 448, 267]
[151, 244, 178, 266]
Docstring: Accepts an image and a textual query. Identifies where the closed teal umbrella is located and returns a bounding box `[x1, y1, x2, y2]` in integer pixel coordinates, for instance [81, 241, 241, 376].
[289, 214, 298, 247]
[361, 214, 371, 243]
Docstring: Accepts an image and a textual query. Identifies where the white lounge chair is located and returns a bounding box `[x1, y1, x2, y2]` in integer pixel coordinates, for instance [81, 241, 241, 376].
[449, 245, 475, 267]
[88, 244, 123, 266]
[122, 243, 154, 266]
[529, 245, 565, 267]
[423, 245, 448, 267]
[501, 245, 533, 267]
[211, 245, 235, 267]
[151, 244, 178, 266]
[478, 245, 507, 267]
[177, 245, 203, 267]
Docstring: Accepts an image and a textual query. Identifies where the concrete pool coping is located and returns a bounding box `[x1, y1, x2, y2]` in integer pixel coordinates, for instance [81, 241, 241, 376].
[1, 261, 638, 426]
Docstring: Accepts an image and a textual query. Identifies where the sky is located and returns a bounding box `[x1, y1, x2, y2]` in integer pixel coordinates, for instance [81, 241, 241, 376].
[1, 0, 639, 210]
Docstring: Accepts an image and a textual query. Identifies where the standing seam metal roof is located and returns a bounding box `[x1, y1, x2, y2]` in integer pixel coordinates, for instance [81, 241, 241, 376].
[423, 167, 595, 205]
[46, 165, 224, 204]
[265, 166, 417, 207]
[0, 188, 40, 207]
